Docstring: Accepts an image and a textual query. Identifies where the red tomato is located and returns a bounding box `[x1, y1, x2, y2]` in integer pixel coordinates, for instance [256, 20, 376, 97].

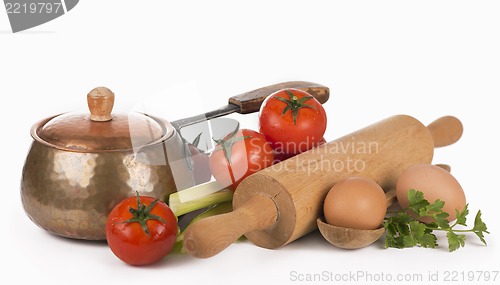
[209, 129, 274, 190]
[106, 194, 178, 266]
[259, 88, 327, 156]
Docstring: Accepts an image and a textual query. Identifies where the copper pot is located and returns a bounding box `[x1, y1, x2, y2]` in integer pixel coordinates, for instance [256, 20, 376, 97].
[21, 82, 330, 240]
[21, 87, 194, 240]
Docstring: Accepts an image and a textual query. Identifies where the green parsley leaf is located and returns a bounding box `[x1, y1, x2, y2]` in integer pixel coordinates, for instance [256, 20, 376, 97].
[384, 190, 489, 252]
[447, 231, 466, 252]
[434, 211, 450, 228]
[475, 231, 487, 246]
[393, 213, 413, 224]
[455, 204, 469, 227]
[473, 210, 488, 232]
[396, 222, 410, 237]
[419, 233, 438, 248]
[384, 220, 398, 236]
[425, 199, 445, 215]
[408, 189, 430, 214]
[407, 189, 425, 204]
[472, 210, 489, 245]
[384, 234, 397, 248]
[403, 235, 419, 247]
[409, 221, 426, 239]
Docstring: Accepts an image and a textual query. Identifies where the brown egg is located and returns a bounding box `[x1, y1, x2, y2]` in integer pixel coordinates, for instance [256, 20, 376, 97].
[396, 164, 466, 223]
[323, 177, 387, 230]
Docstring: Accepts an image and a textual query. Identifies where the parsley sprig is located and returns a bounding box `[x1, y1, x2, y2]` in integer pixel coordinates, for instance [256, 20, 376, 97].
[384, 189, 489, 252]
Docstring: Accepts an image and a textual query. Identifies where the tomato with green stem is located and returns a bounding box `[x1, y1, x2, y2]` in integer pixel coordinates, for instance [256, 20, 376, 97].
[209, 127, 274, 191]
[106, 193, 178, 266]
[259, 88, 327, 157]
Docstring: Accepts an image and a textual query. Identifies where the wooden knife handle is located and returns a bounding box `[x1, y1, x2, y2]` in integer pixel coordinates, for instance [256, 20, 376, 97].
[229, 81, 330, 114]
[183, 195, 277, 258]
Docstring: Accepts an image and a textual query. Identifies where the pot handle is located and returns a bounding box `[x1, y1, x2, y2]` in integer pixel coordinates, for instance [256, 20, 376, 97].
[229, 81, 330, 114]
[87, 87, 115, 122]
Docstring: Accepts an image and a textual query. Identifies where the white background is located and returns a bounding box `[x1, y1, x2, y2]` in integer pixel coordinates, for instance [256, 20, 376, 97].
[1, 1, 499, 284]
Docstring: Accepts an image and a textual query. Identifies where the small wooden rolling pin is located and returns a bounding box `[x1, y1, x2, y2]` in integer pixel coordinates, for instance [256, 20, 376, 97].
[183, 115, 464, 258]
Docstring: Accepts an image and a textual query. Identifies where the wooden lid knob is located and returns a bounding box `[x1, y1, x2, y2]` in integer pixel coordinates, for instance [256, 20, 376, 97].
[87, 87, 115, 122]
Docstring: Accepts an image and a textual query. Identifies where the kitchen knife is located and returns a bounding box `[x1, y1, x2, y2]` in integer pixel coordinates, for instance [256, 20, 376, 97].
[171, 81, 330, 130]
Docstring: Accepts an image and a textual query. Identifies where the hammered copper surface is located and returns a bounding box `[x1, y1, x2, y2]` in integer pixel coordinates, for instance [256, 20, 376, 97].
[21, 131, 194, 240]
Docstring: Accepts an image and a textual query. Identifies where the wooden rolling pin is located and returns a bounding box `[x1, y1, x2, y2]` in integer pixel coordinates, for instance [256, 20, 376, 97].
[183, 115, 464, 258]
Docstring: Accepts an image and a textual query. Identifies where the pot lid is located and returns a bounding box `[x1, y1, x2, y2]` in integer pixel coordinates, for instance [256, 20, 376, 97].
[32, 87, 174, 152]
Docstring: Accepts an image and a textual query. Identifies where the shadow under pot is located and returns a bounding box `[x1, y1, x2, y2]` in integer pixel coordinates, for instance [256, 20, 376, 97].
[20, 87, 194, 240]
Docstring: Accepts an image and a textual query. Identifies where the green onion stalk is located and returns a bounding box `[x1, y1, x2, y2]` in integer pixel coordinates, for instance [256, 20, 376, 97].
[169, 189, 233, 217]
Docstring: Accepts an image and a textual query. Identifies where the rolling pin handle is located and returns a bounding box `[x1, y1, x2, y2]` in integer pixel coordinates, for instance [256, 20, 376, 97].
[427, 116, 463, 147]
[183, 195, 278, 258]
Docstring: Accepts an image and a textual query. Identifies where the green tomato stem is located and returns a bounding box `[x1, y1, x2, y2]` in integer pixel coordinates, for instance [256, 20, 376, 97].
[274, 89, 317, 125]
[118, 192, 167, 237]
